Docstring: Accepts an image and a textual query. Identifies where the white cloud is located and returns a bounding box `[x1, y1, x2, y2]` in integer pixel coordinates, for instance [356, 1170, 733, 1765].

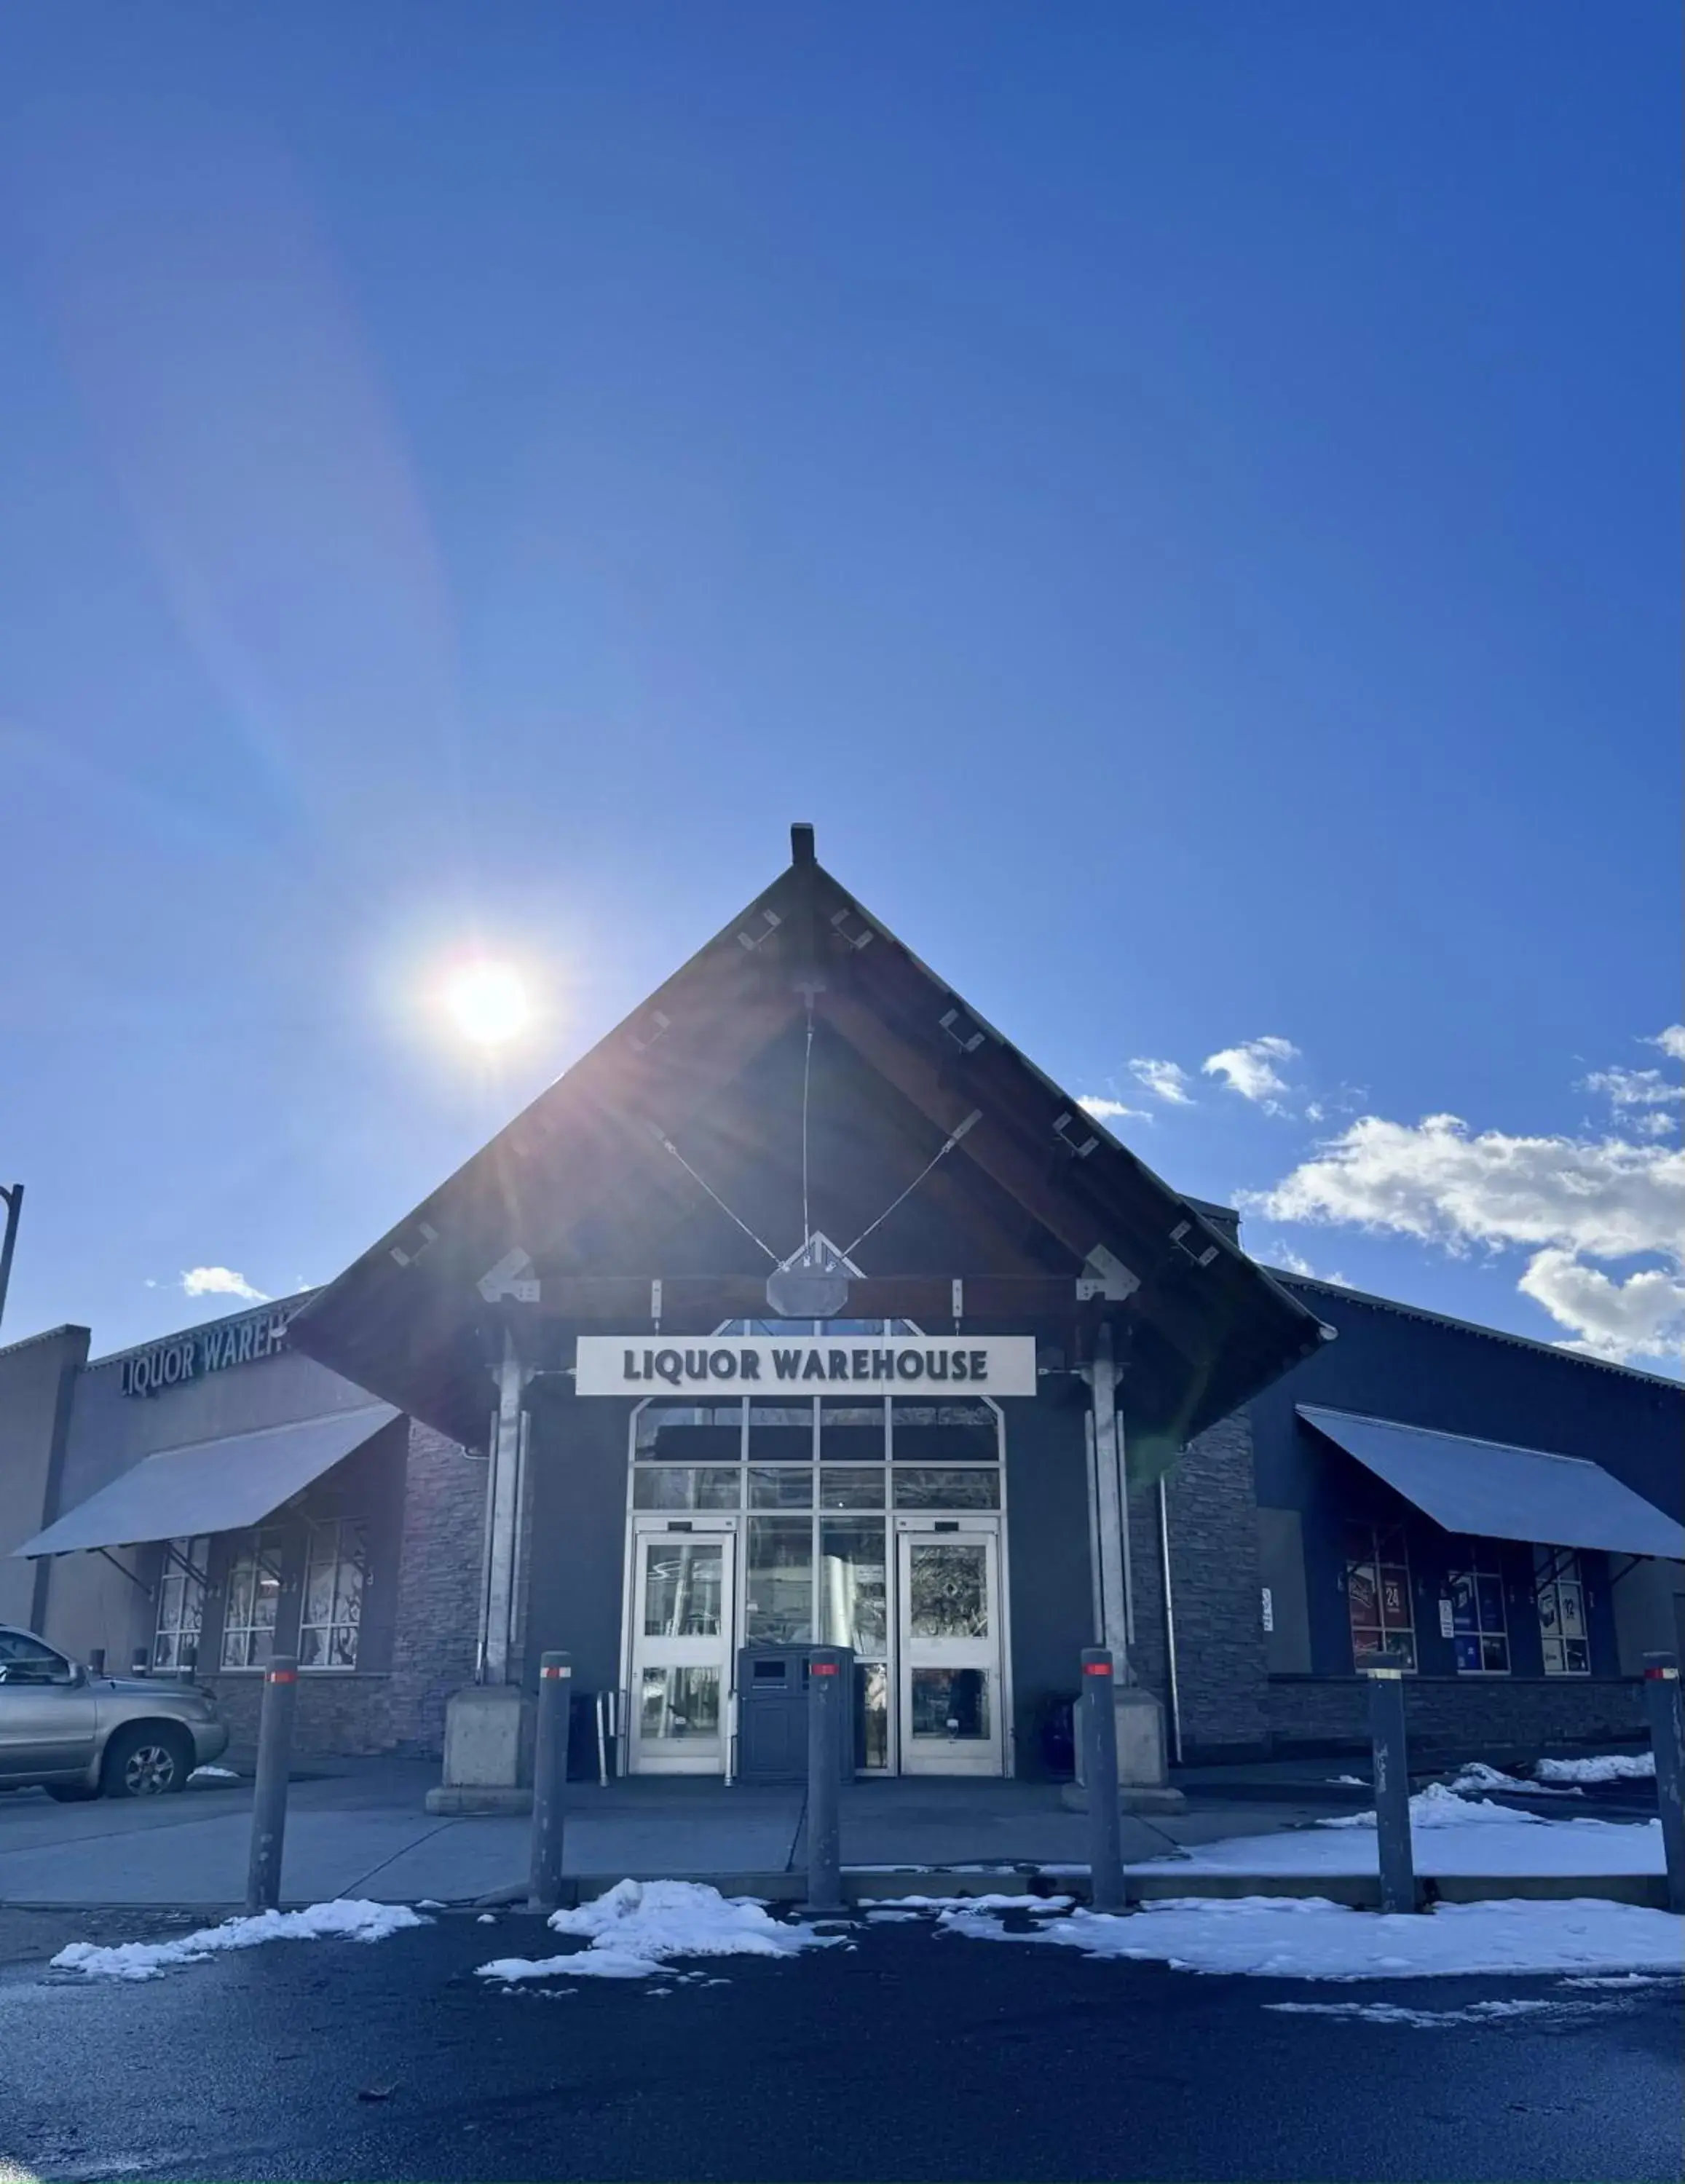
[1647, 1025, 1685, 1062]
[181, 1266, 269, 1303]
[1252, 1112, 1685, 1364]
[1582, 1067, 1682, 1110]
[1078, 1096, 1151, 1124]
[1204, 1035, 1299, 1109]
[1516, 1251, 1685, 1364]
[1265, 1246, 1351, 1287]
[1129, 1058, 1193, 1106]
[1633, 1112, 1677, 1139]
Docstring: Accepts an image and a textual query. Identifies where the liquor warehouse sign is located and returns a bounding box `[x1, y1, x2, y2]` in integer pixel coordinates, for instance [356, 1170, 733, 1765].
[119, 1306, 297, 1398]
[575, 1334, 1038, 1398]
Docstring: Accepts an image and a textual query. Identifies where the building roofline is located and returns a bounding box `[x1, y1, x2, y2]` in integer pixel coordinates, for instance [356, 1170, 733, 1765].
[1271, 1270, 1682, 1393]
[0, 1324, 91, 1364]
[82, 1291, 315, 1374]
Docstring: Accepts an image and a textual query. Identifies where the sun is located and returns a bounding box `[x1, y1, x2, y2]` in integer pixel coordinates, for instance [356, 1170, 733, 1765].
[443, 960, 531, 1047]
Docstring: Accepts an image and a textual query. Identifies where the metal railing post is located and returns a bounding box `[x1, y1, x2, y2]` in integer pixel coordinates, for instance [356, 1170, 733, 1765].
[529, 1652, 572, 1912]
[1642, 1653, 1684, 1916]
[1081, 1647, 1126, 1913]
[805, 1647, 845, 1915]
[1365, 1652, 1418, 1914]
[245, 1655, 298, 1913]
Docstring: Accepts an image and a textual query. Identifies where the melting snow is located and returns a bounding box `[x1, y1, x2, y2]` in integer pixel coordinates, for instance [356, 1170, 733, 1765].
[1537, 1752, 1656, 1785]
[475, 1879, 845, 1984]
[937, 1895, 1685, 1982]
[1449, 1761, 1580, 1798]
[52, 1900, 427, 1982]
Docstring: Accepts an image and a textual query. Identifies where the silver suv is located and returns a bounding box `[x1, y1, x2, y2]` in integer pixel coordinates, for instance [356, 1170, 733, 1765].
[0, 1626, 229, 1800]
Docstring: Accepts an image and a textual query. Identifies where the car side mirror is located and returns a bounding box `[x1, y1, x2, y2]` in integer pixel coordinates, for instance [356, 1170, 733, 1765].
[67, 1661, 87, 1688]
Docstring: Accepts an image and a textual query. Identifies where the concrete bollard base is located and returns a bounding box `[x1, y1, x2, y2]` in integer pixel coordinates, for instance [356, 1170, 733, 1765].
[424, 1685, 536, 1816]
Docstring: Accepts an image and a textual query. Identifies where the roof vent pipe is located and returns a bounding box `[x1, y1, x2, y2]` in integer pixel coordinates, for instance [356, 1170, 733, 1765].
[791, 822, 816, 866]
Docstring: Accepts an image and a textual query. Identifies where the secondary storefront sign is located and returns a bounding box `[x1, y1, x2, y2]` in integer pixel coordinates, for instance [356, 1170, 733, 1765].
[575, 1334, 1038, 1397]
[119, 1305, 297, 1398]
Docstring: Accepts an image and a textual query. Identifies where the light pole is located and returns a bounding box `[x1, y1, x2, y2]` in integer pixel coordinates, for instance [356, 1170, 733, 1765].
[0, 1182, 21, 1332]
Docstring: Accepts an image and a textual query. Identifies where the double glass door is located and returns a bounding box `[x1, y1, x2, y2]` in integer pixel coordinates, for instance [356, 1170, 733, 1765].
[629, 1522, 735, 1774]
[896, 1521, 1003, 1776]
[626, 1514, 1006, 1776]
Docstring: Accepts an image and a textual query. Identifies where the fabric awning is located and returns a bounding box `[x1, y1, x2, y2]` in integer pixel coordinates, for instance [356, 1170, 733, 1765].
[13, 1404, 401, 1558]
[1298, 1405, 1685, 1562]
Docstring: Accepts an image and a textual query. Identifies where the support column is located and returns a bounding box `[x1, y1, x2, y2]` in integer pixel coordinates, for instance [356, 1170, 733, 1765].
[1071, 1319, 1181, 1812]
[426, 1329, 537, 1815]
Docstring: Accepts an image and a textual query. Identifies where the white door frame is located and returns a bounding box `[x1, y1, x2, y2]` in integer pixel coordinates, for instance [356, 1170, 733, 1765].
[625, 1518, 738, 1776]
[894, 1518, 1007, 1776]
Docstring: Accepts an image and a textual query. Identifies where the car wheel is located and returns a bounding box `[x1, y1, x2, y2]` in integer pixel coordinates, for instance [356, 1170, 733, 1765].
[101, 1725, 192, 1798]
[45, 1783, 101, 1803]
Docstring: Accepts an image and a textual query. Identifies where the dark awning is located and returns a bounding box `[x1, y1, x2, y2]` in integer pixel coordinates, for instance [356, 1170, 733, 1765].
[1298, 1405, 1685, 1561]
[12, 1404, 401, 1558]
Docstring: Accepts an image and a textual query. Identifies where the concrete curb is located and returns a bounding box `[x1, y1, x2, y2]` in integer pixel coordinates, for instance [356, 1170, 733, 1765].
[8, 1871, 1668, 1917]
[467, 1867, 1678, 1913]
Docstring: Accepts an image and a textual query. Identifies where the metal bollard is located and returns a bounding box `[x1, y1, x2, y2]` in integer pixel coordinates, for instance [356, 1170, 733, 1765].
[1365, 1652, 1418, 1914]
[1641, 1653, 1684, 1916]
[1081, 1648, 1127, 1913]
[87, 1648, 106, 1678]
[245, 1655, 299, 1914]
[805, 1647, 845, 1915]
[529, 1652, 572, 1912]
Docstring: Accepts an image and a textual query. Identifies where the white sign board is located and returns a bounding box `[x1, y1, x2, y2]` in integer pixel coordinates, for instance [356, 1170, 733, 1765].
[575, 1334, 1038, 1398]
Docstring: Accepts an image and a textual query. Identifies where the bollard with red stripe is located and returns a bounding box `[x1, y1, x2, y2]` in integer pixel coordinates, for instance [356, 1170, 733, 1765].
[245, 1655, 299, 1913]
[1642, 1655, 1684, 1915]
[1081, 1647, 1127, 1912]
[528, 1653, 573, 1912]
[804, 1647, 846, 1915]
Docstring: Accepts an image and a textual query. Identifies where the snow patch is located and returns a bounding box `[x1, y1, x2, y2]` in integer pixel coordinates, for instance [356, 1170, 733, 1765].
[1265, 1998, 1579, 2027]
[52, 1900, 427, 1982]
[188, 1765, 241, 1783]
[938, 1895, 1685, 1982]
[1448, 1761, 1583, 1799]
[475, 1879, 845, 1984]
[1321, 1782, 1542, 1829]
[1536, 1752, 1655, 1785]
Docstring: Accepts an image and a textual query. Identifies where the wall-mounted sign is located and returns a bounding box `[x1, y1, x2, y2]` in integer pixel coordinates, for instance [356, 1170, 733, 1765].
[574, 1334, 1038, 1398]
[119, 1306, 296, 1398]
[1438, 1598, 1455, 1639]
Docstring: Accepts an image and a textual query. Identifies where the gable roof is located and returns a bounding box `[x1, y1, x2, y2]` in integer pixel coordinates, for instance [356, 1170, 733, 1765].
[291, 827, 1328, 1447]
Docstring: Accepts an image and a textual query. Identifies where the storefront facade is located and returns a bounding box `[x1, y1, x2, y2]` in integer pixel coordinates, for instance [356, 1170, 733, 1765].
[1, 1299, 481, 1758]
[8, 827, 1681, 1779]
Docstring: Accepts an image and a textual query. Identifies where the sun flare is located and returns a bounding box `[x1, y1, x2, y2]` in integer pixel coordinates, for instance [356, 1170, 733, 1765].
[443, 960, 530, 1046]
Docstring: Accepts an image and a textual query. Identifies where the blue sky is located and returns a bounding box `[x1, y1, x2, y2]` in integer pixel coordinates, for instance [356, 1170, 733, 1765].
[1, 5, 1679, 1369]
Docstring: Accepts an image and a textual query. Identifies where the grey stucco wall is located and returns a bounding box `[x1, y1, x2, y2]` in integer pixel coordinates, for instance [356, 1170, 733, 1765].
[0, 1326, 88, 1629]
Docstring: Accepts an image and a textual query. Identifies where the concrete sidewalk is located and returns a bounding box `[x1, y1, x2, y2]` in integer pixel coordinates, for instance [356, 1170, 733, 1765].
[0, 1762, 1346, 1909]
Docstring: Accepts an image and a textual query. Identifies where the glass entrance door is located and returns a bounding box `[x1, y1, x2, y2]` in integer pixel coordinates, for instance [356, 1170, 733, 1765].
[895, 1521, 1003, 1776]
[628, 1522, 735, 1774]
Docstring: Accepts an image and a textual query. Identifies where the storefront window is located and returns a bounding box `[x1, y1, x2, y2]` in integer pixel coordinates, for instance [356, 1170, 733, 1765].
[631, 1466, 741, 1511]
[634, 1404, 745, 1463]
[1535, 1548, 1590, 1675]
[221, 1528, 285, 1669]
[745, 1516, 813, 1644]
[300, 1519, 367, 1670]
[1447, 1543, 1510, 1674]
[153, 1536, 209, 1670]
[1343, 1522, 1415, 1670]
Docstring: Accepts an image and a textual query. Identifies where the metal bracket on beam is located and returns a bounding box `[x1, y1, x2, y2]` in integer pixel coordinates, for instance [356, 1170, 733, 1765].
[651, 1278, 662, 1332]
[478, 1249, 541, 1305]
[1077, 1245, 1140, 1303]
[951, 1278, 963, 1328]
[736, 908, 782, 951]
[1169, 1219, 1220, 1270]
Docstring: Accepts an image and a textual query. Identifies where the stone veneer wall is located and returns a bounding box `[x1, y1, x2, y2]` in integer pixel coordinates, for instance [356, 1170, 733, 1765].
[1266, 1674, 1645, 1758]
[1163, 1411, 1271, 1761]
[202, 1422, 484, 1762]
